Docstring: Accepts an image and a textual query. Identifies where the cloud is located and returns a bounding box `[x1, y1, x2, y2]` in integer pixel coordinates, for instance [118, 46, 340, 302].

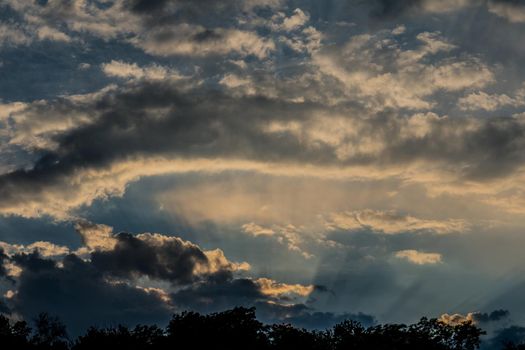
[242, 223, 277, 236]
[74, 221, 117, 252]
[0, 241, 69, 258]
[167, 277, 259, 312]
[488, 0, 525, 23]
[131, 25, 275, 59]
[242, 223, 314, 259]
[325, 210, 468, 235]
[270, 8, 311, 32]
[169, 274, 317, 315]
[369, 0, 473, 18]
[2, 74, 525, 221]
[0, 86, 115, 153]
[101, 61, 182, 81]
[201, 249, 251, 274]
[0, 222, 326, 334]
[0, 23, 523, 231]
[128, 0, 283, 16]
[255, 278, 315, 297]
[4, 0, 281, 59]
[395, 250, 442, 265]
[438, 312, 476, 325]
[35, 25, 71, 43]
[438, 310, 510, 330]
[282, 9, 310, 31]
[90, 232, 250, 284]
[472, 309, 510, 323]
[458, 91, 525, 111]
[5, 0, 141, 40]
[314, 30, 493, 110]
[0, 23, 31, 47]
[11, 252, 172, 336]
[219, 74, 253, 90]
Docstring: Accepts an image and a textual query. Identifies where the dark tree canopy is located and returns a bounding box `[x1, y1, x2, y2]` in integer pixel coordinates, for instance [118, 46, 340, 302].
[0, 307, 498, 350]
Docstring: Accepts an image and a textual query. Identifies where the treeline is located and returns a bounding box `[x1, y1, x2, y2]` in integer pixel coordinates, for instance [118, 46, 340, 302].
[0, 307, 521, 350]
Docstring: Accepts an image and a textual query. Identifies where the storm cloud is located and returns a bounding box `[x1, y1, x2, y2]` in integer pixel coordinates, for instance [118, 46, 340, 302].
[11, 252, 173, 336]
[0, 224, 367, 334]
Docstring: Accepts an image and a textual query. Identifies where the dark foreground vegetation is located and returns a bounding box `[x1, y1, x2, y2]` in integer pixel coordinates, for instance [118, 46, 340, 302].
[0, 307, 522, 350]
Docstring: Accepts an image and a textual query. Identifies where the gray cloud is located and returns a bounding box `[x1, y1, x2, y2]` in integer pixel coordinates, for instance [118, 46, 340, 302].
[369, 0, 424, 18]
[488, 0, 525, 23]
[127, 0, 269, 21]
[91, 232, 212, 284]
[3, 0, 281, 58]
[1, 73, 525, 219]
[11, 252, 172, 335]
[473, 309, 510, 324]
[170, 274, 268, 312]
[167, 268, 373, 330]
[129, 0, 173, 13]
[368, 0, 474, 18]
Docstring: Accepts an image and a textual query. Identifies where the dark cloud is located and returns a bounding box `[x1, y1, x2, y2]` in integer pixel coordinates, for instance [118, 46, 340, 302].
[379, 114, 525, 180]
[473, 309, 510, 324]
[22, 0, 267, 35]
[170, 269, 327, 315]
[130, 0, 172, 13]
[169, 271, 375, 330]
[4, 231, 254, 334]
[0, 81, 332, 214]
[4, 231, 365, 334]
[369, 0, 423, 18]
[91, 232, 209, 284]
[11, 252, 172, 336]
[2, 78, 525, 218]
[50, 82, 322, 167]
[128, 0, 245, 17]
[367, 0, 478, 18]
[170, 273, 267, 312]
[126, 0, 279, 28]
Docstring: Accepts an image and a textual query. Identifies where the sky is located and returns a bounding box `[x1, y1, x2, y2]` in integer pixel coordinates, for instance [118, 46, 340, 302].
[1, 0, 525, 343]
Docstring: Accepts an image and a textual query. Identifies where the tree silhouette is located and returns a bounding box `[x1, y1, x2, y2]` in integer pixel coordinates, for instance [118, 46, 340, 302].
[0, 314, 32, 349]
[269, 323, 331, 350]
[0, 307, 491, 350]
[31, 313, 69, 350]
[166, 307, 268, 350]
[73, 324, 163, 350]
